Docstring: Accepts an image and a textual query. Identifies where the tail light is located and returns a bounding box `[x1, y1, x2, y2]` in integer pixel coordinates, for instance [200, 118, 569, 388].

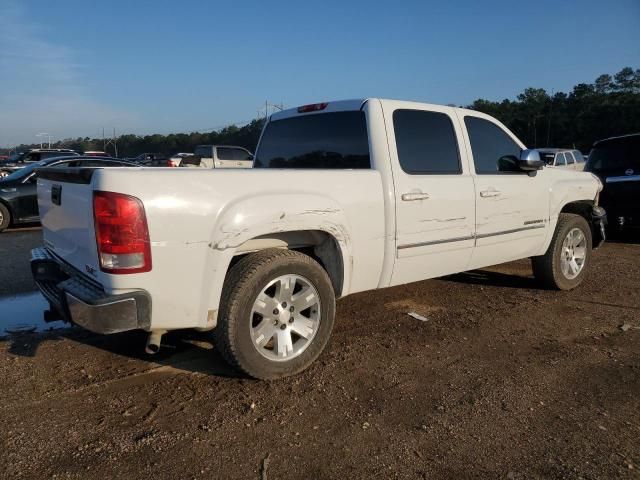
[93, 191, 152, 274]
[297, 102, 328, 113]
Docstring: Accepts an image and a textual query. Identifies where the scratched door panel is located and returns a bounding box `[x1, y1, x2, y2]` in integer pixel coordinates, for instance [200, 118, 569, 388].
[381, 100, 476, 286]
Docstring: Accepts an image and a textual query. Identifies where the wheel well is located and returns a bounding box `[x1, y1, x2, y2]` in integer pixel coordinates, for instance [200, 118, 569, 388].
[229, 231, 345, 296]
[560, 200, 599, 244]
[0, 199, 12, 224]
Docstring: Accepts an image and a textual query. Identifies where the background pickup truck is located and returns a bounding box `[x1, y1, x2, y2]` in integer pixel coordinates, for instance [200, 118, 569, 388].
[31, 98, 606, 379]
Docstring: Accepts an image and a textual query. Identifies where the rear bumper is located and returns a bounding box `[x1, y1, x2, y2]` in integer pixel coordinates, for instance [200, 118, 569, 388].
[30, 247, 151, 334]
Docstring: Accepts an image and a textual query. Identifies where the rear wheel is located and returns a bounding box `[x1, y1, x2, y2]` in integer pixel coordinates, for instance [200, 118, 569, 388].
[532, 213, 592, 290]
[0, 203, 10, 233]
[215, 249, 336, 379]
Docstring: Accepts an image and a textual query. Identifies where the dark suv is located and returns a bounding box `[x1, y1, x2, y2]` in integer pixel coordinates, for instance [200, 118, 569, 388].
[0, 149, 79, 177]
[585, 133, 640, 231]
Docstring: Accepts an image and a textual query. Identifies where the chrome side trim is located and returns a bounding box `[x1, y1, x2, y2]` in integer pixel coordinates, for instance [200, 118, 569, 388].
[397, 235, 475, 250]
[605, 175, 640, 183]
[397, 224, 546, 250]
[476, 224, 545, 239]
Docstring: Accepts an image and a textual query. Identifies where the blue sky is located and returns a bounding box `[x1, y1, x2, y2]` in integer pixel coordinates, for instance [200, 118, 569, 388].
[1, 0, 638, 146]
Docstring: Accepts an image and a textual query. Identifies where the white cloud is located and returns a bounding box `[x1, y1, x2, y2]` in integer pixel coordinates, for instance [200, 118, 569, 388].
[0, 2, 138, 146]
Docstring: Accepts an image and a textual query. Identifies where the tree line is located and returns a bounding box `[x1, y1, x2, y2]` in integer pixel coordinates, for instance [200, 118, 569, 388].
[3, 67, 639, 157]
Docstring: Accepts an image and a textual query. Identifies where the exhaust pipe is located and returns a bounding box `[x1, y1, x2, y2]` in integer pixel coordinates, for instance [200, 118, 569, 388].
[145, 330, 167, 354]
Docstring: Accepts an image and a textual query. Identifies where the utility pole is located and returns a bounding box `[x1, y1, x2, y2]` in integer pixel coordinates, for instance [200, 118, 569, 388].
[546, 88, 554, 147]
[104, 127, 118, 157]
[36, 133, 51, 148]
[261, 101, 285, 122]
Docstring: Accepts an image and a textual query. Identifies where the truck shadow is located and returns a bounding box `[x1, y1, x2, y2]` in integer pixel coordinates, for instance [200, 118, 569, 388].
[2, 328, 242, 378]
[442, 269, 538, 290]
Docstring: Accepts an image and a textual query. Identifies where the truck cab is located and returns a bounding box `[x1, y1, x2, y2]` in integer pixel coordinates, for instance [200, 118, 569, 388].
[184, 145, 253, 169]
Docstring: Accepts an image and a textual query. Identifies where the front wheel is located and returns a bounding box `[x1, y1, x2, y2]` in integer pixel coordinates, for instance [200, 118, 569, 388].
[215, 249, 336, 379]
[532, 213, 592, 290]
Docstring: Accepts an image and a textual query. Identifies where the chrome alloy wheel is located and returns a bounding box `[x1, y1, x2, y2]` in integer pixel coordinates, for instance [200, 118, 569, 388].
[560, 227, 587, 280]
[250, 274, 321, 361]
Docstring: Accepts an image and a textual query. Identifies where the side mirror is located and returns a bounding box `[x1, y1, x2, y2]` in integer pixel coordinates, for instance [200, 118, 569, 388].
[518, 149, 544, 171]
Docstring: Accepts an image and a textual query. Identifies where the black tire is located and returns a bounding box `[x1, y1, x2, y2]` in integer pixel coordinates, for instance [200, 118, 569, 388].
[531, 213, 592, 290]
[215, 249, 336, 379]
[0, 203, 10, 233]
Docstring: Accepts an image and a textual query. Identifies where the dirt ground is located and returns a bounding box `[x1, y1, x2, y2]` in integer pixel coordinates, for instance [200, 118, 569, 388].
[1, 228, 639, 479]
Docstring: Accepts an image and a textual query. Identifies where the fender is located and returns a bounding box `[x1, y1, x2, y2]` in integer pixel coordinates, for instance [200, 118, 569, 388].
[538, 173, 600, 254]
[197, 191, 354, 328]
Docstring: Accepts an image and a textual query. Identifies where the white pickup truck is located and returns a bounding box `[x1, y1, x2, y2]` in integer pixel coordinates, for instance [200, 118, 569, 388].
[31, 99, 606, 379]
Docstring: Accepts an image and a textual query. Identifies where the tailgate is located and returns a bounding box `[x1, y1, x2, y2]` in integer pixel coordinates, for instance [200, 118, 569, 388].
[37, 168, 100, 274]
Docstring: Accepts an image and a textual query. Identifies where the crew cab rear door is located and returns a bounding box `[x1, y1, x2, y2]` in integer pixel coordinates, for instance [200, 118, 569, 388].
[383, 101, 476, 285]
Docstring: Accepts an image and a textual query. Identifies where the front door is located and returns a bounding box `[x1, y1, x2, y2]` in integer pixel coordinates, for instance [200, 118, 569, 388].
[459, 114, 550, 269]
[383, 101, 476, 286]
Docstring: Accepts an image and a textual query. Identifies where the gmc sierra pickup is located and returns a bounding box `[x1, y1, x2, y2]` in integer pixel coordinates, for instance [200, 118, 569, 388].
[31, 99, 606, 379]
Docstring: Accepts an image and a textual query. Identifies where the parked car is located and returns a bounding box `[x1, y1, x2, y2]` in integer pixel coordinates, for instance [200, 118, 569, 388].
[537, 148, 587, 170]
[585, 133, 640, 231]
[83, 151, 111, 157]
[130, 153, 174, 167]
[181, 145, 253, 168]
[0, 156, 137, 232]
[31, 99, 605, 379]
[0, 149, 79, 178]
[168, 152, 194, 167]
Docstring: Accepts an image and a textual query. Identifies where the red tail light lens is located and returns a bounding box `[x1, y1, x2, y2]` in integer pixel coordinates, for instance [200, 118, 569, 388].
[93, 191, 152, 274]
[297, 102, 328, 113]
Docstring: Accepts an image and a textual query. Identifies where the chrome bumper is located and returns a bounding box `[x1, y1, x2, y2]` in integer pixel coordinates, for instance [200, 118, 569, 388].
[30, 248, 151, 334]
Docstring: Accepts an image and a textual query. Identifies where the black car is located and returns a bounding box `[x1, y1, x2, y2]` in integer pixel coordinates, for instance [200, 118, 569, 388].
[0, 156, 138, 232]
[585, 133, 640, 231]
[129, 152, 172, 167]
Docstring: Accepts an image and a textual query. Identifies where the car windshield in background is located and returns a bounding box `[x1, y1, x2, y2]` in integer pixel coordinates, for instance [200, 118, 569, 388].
[586, 136, 640, 172]
[254, 111, 370, 169]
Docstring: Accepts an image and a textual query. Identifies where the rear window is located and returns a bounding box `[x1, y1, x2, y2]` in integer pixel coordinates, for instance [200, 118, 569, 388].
[254, 111, 370, 169]
[586, 136, 640, 172]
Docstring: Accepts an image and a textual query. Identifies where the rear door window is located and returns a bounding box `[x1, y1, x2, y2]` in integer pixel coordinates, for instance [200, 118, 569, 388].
[573, 150, 585, 163]
[216, 147, 234, 160]
[254, 111, 370, 169]
[393, 109, 461, 174]
[556, 153, 566, 166]
[565, 152, 575, 164]
[464, 116, 522, 174]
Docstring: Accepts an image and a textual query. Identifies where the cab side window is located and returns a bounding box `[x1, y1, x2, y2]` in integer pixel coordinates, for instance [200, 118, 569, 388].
[393, 109, 461, 174]
[464, 116, 522, 174]
[232, 148, 253, 161]
[565, 152, 575, 164]
[216, 148, 234, 160]
[556, 153, 566, 166]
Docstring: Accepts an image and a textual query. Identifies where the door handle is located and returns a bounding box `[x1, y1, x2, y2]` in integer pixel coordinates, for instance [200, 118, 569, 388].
[401, 192, 430, 201]
[479, 189, 502, 198]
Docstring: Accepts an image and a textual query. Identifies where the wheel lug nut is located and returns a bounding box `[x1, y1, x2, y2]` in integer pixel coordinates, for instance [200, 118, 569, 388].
[273, 308, 279, 315]
[282, 302, 287, 308]
[280, 324, 286, 330]
[289, 317, 294, 323]
[273, 319, 279, 325]
[289, 306, 294, 312]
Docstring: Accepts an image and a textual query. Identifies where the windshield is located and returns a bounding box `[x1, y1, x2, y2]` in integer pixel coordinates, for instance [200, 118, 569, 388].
[586, 136, 640, 172]
[2, 160, 47, 182]
[254, 111, 370, 169]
